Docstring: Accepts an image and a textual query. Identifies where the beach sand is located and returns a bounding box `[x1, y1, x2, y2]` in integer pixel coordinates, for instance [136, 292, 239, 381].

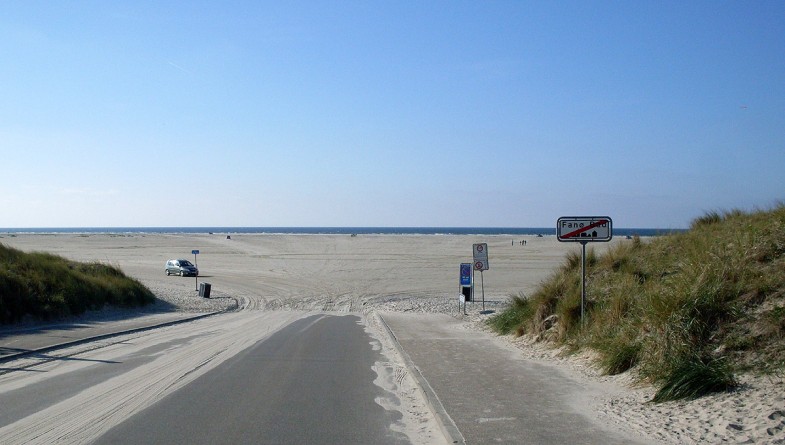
[0, 233, 585, 313]
[1, 233, 783, 444]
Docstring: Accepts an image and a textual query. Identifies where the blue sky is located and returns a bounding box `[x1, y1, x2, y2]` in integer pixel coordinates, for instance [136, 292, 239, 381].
[1, 1, 783, 228]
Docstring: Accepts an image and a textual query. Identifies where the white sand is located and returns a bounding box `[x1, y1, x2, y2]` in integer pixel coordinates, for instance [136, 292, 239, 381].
[2, 233, 783, 444]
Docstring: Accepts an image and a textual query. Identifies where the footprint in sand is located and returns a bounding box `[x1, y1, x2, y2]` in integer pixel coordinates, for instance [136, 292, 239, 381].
[767, 410, 785, 437]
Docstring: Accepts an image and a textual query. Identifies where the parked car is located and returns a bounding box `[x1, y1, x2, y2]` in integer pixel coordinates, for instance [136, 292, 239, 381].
[165, 259, 199, 277]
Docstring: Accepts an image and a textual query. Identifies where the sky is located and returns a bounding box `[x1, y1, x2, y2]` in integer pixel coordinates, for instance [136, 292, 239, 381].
[1, 1, 783, 229]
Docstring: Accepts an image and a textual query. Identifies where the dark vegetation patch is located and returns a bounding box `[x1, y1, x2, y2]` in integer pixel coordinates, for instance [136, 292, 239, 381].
[0, 243, 155, 324]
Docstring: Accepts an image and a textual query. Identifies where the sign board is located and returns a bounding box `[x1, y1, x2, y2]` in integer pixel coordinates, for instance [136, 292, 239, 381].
[472, 243, 489, 270]
[557, 216, 613, 242]
[192, 250, 200, 255]
[460, 263, 472, 286]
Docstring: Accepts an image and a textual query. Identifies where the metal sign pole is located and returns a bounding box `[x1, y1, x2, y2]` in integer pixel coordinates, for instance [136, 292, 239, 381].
[192, 249, 200, 292]
[472, 243, 489, 311]
[557, 217, 612, 328]
[580, 240, 587, 324]
[481, 270, 485, 312]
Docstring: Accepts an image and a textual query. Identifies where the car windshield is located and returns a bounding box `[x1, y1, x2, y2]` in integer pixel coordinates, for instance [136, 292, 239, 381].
[180, 260, 193, 267]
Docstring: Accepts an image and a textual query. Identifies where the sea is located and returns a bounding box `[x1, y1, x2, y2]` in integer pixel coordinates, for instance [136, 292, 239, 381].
[0, 227, 681, 237]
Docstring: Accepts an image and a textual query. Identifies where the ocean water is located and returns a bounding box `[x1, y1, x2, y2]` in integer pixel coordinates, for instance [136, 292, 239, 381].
[0, 227, 681, 237]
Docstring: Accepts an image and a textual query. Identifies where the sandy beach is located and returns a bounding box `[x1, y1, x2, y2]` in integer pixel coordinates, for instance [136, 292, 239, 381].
[1, 233, 783, 444]
[0, 232, 587, 313]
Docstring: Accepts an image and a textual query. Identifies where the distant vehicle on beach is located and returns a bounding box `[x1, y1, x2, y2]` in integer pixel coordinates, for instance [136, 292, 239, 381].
[165, 259, 199, 277]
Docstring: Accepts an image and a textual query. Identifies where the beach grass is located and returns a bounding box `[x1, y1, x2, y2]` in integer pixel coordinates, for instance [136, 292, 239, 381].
[0, 243, 155, 324]
[489, 204, 785, 402]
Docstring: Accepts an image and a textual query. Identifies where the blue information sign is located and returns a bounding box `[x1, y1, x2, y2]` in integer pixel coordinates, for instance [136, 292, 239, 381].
[192, 250, 200, 255]
[460, 263, 472, 286]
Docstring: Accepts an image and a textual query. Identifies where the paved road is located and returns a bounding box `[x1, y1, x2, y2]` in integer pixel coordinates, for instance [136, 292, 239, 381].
[0, 311, 425, 444]
[382, 313, 655, 445]
[0, 311, 658, 445]
[95, 314, 409, 445]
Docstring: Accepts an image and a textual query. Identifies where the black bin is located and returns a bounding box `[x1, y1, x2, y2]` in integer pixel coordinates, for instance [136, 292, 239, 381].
[199, 282, 211, 298]
[461, 285, 472, 302]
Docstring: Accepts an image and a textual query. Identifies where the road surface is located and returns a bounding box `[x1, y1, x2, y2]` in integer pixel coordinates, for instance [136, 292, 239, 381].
[95, 314, 407, 445]
[0, 311, 440, 444]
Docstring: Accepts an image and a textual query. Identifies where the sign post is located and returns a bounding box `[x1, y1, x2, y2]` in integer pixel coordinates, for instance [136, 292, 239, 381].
[557, 217, 612, 324]
[192, 249, 200, 291]
[459, 263, 472, 315]
[472, 243, 489, 311]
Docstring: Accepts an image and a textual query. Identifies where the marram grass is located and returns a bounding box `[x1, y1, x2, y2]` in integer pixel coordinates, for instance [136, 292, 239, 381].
[0, 243, 155, 324]
[489, 204, 785, 402]
[652, 355, 737, 403]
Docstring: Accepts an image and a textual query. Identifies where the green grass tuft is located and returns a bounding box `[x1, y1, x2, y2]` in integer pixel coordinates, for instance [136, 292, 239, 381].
[594, 334, 641, 375]
[487, 293, 533, 335]
[653, 355, 737, 403]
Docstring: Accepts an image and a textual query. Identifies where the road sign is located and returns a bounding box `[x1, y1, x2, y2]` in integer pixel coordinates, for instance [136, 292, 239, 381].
[460, 263, 472, 285]
[191, 250, 201, 291]
[556, 216, 613, 325]
[472, 243, 489, 270]
[557, 216, 613, 242]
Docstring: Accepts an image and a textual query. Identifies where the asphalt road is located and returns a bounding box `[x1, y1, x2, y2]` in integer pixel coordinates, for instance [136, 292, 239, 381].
[382, 313, 654, 445]
[94, 314, 409, 445]
[0, 310, 648, 445]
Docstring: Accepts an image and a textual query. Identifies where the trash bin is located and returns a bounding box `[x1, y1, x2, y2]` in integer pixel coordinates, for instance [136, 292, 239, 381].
[199, 282, 211, 298]
[461, 285, 472, 302]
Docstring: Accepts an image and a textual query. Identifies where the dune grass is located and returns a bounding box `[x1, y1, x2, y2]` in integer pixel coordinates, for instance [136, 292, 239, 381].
[0, 243, 155, 324]
[489, 204, 785, 402]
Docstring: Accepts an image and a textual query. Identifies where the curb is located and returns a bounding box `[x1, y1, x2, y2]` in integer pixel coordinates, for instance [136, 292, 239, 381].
[0, 311, 223, 364]
[376, 312, 465, 445]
